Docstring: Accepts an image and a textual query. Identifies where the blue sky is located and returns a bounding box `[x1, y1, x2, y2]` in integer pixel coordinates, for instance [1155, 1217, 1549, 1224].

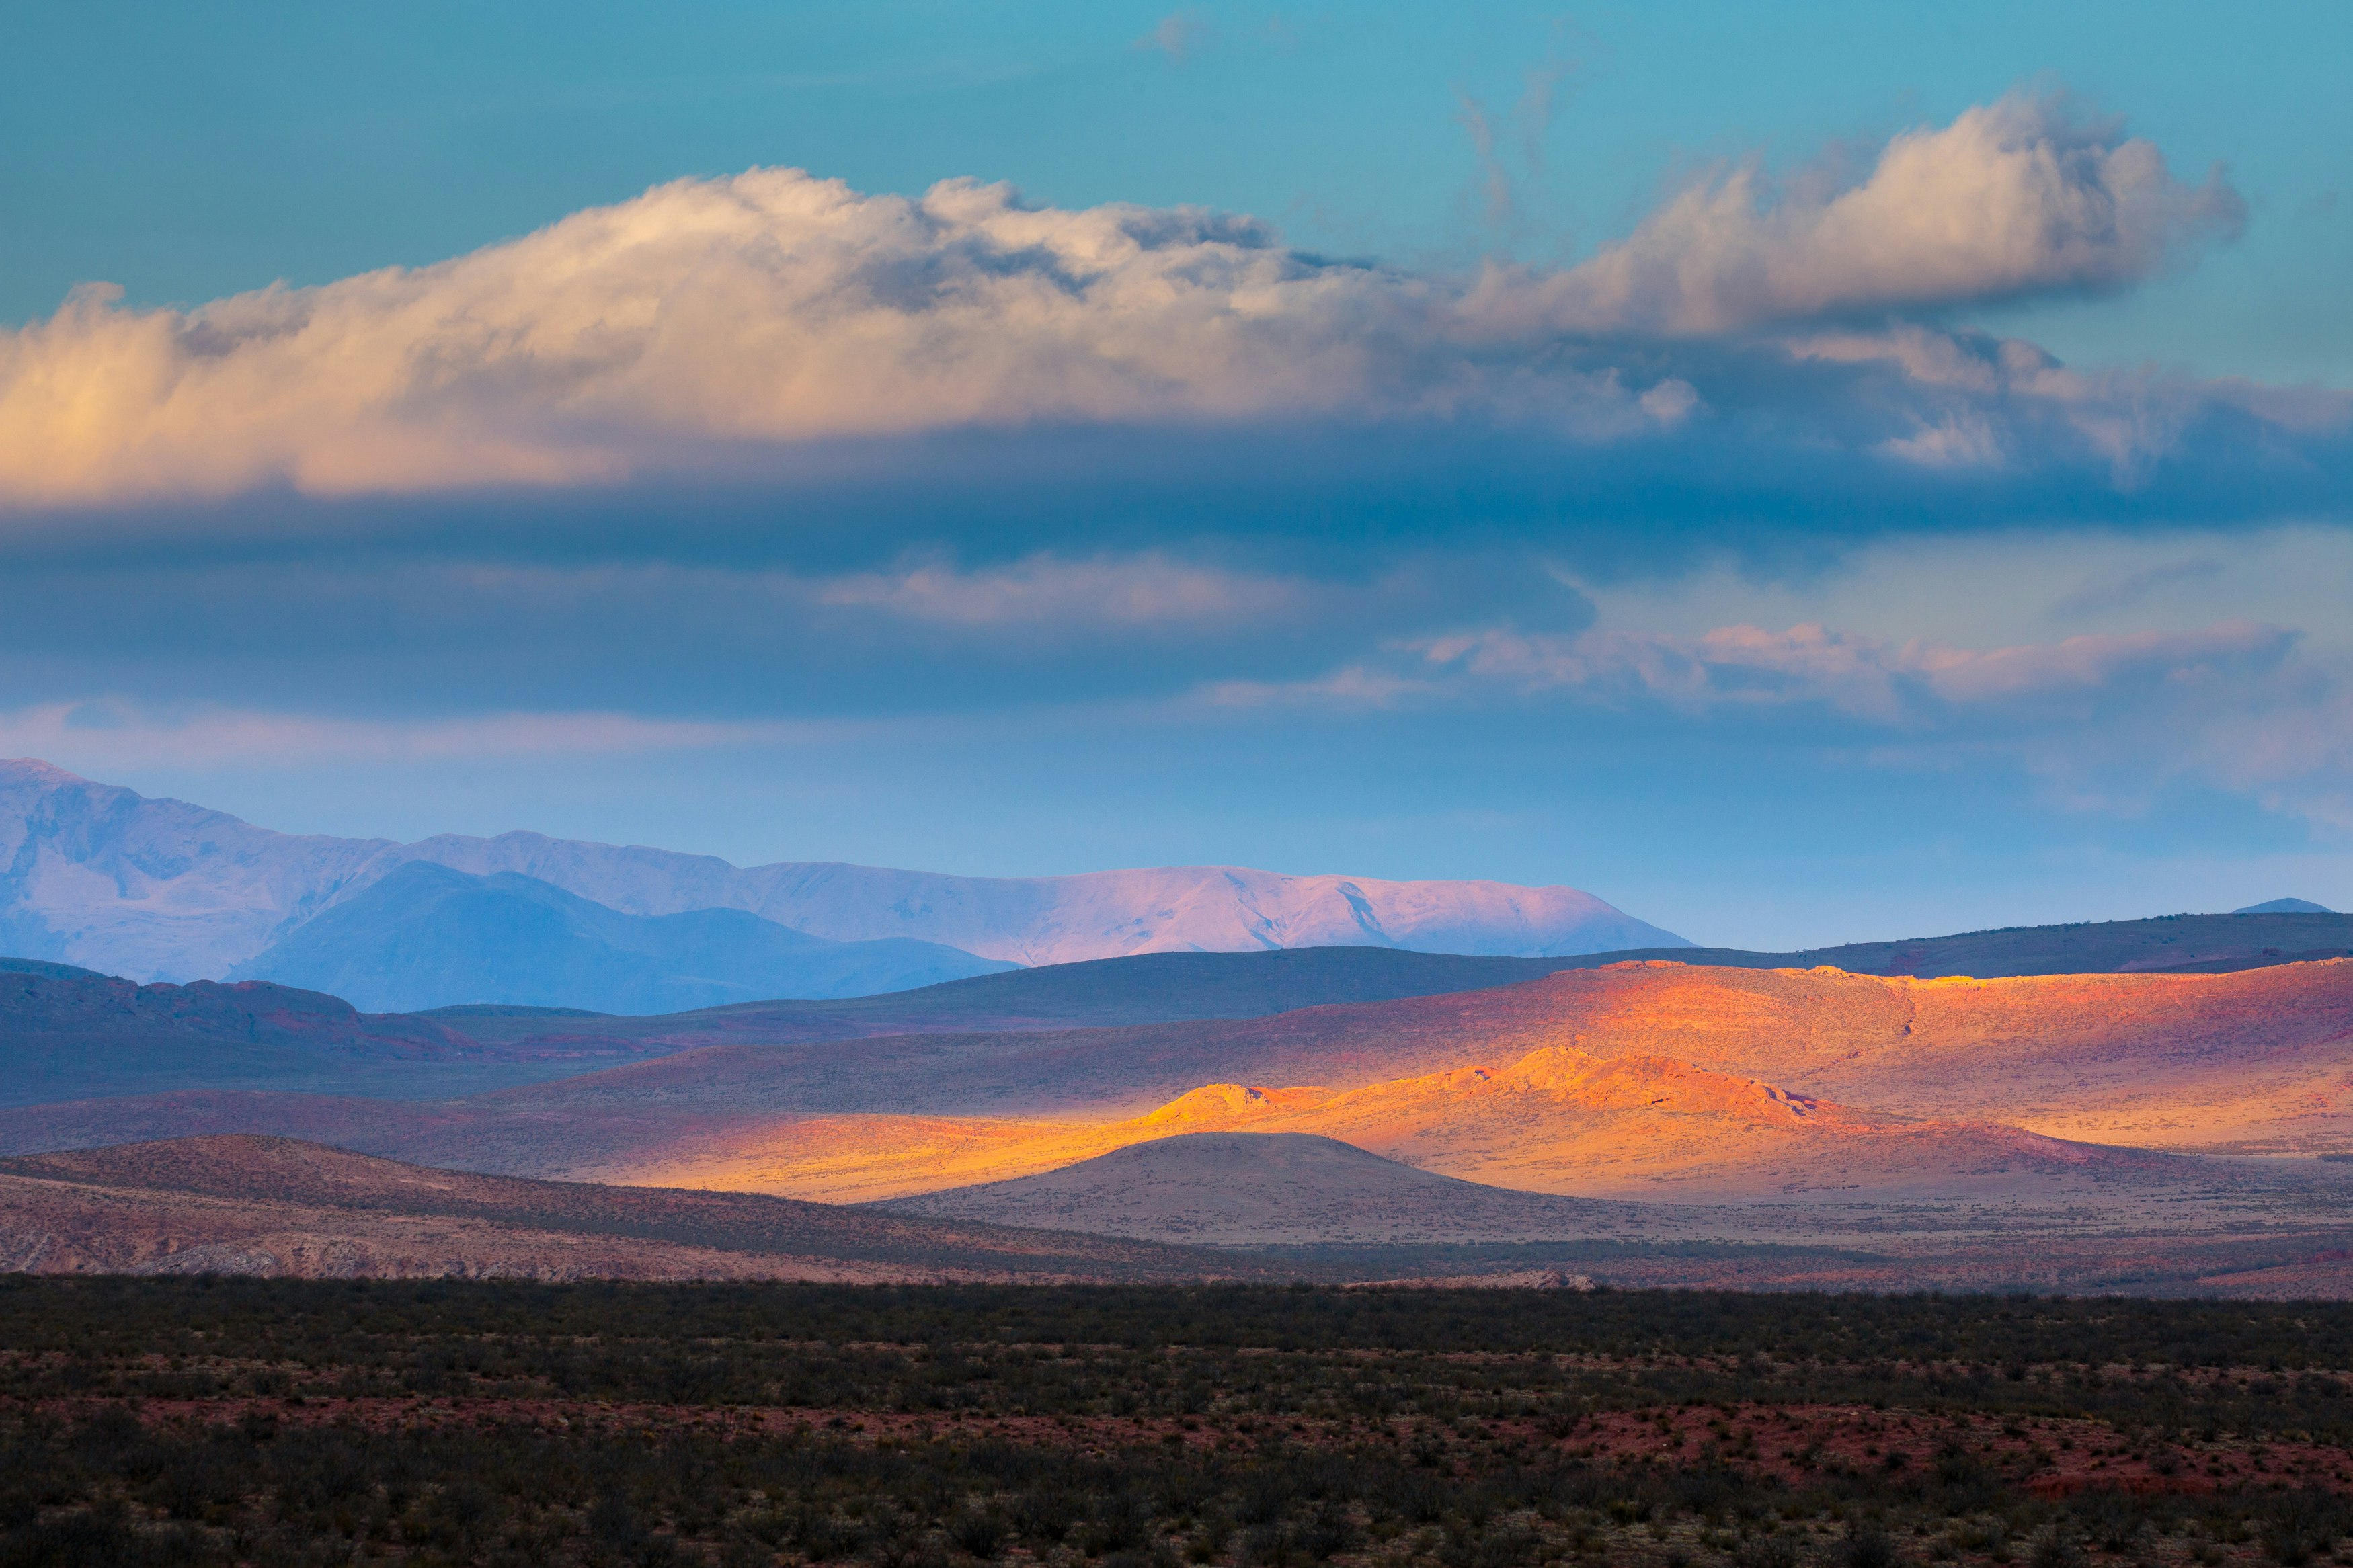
[2, 0, 2350, 946]
[9, 0, 2348, 382]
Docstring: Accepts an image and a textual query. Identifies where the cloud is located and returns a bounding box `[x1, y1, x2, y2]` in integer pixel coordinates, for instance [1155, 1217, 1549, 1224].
[1468, 92, 2245, 335]
[0, 700, 826, 770]
[1453, 29, 1583, 233]
[1193, 665, 1433, 711]
[1455, 91, 1514, 227]
[1412, 618, 2297, 725]
[2050, 557, 2227, 616]
[0, 94, 2320, 515]
[816, 553, 1304, 628]
[1173, 611, 2353, 836]
[1138, 11, 1213, 63]
[1399, 616, 2353, 834]
[0, 169, 1698, 509]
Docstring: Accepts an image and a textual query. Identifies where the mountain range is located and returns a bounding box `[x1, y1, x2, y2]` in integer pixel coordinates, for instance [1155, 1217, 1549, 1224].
[0, 759, 1685, 1001]
[225, 861, 1014, 1013]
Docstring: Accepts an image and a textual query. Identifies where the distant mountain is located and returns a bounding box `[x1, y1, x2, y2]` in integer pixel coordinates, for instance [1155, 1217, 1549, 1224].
[2236, 897, 2334, 915]
[227, 862, 1014, 1013]
[0, 758, 1685, 983]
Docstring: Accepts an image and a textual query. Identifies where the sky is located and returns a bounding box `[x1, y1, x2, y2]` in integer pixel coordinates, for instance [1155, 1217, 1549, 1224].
[2, 0, 2350, 948]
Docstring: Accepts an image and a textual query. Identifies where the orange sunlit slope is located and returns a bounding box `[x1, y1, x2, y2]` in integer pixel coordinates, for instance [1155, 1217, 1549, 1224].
[608, 1041, 2166, 1202]
[500, 957, 2353, 1140]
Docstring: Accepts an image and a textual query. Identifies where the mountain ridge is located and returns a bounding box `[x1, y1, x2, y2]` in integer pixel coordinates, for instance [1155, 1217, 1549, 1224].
[0, 758, 1684, 981]
[227, 861, 1013, 1012]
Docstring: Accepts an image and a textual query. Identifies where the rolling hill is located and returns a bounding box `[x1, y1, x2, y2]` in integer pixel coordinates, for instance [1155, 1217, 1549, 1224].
[0, 965, 494, 1107]
[390, 957, 2353, 1198]
[422, 910, 2353, 1065]
[18, 921, 2353, 1112]
[0, 946, 1636, 1106]
[871, 1132, 1647, 1246]
[0, 1134, 1268, 1282]
[421, 956, 2353, 1145]
[15, 958, 2353, 1190]
[594, 1041, 2181, 1203]
[420, 947, 1603, 1050]
[1538, 910, 2353, 979]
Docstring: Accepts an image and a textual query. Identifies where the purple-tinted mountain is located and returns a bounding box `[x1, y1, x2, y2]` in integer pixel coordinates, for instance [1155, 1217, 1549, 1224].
[227, 861, 1012, 1013]
[0, 759, 1685, 985]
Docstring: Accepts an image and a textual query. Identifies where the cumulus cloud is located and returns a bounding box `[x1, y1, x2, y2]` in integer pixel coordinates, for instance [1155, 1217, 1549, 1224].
[0, 171, 1652, 508]
[0, 93, 2315, 512]
[1472, 93, 2245, 335]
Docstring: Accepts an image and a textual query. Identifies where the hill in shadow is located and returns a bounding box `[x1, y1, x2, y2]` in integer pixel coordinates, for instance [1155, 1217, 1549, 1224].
[0, 1135, 1267, 1282]
[1558, 909, 2353, 979]
[873, 1131, 1659, 1246]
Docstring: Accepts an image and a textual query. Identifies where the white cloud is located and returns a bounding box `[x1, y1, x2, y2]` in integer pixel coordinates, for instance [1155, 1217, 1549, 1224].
[0, 170, 1600, 509]
[1469, 92, 2244, 336]
[1879, 411, 2007, 469]
[0, 94, 2312, 511]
